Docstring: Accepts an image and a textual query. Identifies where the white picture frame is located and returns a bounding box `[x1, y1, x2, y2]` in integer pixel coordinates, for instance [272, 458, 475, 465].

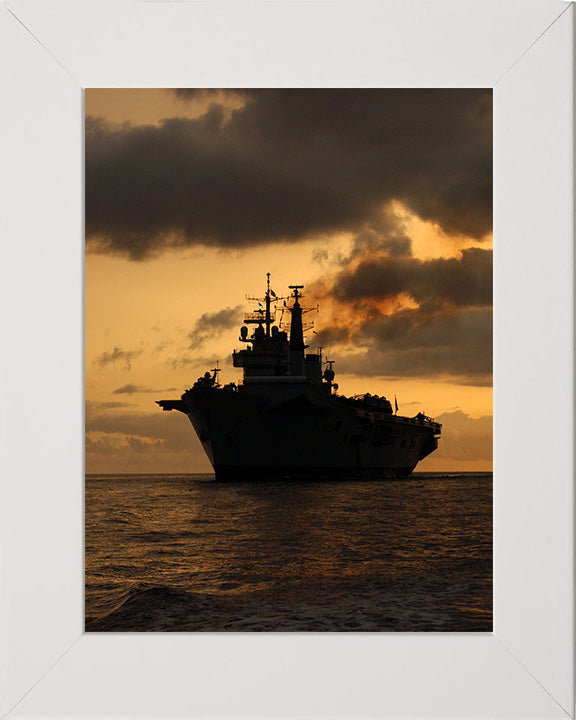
[0, 1, 573, 717]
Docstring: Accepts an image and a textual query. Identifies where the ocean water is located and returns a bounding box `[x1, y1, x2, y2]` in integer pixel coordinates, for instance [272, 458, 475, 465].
[85, 473, 492, 632]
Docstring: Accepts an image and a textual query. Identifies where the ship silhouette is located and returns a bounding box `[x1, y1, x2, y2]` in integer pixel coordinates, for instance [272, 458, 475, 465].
[158, 274, 441, 480]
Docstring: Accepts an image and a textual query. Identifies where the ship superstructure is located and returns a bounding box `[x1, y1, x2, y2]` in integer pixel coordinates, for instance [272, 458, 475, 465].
[158, 275, 441, 480]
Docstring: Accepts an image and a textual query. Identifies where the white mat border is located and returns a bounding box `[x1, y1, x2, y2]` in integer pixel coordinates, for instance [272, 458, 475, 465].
[0, 1, 573, 717]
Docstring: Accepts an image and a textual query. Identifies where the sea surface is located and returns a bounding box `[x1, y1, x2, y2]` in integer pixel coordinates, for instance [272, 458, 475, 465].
[85, 473, 492, 632]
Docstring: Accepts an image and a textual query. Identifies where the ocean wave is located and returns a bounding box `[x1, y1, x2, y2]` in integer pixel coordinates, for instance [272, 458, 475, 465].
[85, 584, 214, 632]
[86, 562, 492, 633]
[108, 510, 142, 525]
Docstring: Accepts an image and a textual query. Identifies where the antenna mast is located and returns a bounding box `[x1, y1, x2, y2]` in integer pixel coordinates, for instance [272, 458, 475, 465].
[245, 272, 281, 337]
[265, 272, 272, 337]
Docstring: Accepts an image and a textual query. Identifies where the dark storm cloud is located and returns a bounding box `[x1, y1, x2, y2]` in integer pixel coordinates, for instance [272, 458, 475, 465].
[95, 346, 142, 370]
[113, 384, 178, 395]
[334, 248, 492, 308]
[348, 213, 415, 259]
[86, 89, 491, 259]
[321, 305, 492, 384]
[365, 305, 492, 353]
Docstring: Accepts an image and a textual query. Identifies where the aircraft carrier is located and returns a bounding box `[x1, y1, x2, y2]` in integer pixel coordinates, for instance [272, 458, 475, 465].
[157, 275, 441, 480]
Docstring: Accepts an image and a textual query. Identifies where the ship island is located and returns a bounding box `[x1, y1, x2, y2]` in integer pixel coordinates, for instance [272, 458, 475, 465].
[157, 275, 441, 480]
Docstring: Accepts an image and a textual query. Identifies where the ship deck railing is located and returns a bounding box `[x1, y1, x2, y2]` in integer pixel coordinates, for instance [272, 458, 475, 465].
[352, 406, 440, 429]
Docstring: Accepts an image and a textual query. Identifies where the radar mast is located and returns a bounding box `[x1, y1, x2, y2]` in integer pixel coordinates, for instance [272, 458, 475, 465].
[245, 271, 278, 337]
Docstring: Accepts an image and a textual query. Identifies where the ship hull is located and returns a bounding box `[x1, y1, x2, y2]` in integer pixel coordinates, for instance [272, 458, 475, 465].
[180, 380, 438, 481]
[211, 465, 416, 482]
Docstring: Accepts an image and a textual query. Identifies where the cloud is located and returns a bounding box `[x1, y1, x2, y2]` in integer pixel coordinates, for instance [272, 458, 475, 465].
[306, 213, 492, 384]
[86, 89, 491, 259]
[85, 433, 164, 454]
[323, 305, 492, 385]
[84, 403, 214, 473]
[167, 354, 233, 371]
[113, 384, 178, 395]
[85, 406, 213, 472]
[433, 410, 492, 462]
[333, 247, 492, 308]
[85, 400, 132, 410]
[95, 346, 142, 370]
[188, 305, 243, 348]
[86, 406, 196, 454]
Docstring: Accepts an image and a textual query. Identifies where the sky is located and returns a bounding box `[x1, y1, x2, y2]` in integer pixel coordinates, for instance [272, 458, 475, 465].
[85, 89, 492, 474]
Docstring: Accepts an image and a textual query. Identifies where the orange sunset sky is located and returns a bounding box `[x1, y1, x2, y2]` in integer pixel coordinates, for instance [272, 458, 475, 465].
[85, 89, 492, 474]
